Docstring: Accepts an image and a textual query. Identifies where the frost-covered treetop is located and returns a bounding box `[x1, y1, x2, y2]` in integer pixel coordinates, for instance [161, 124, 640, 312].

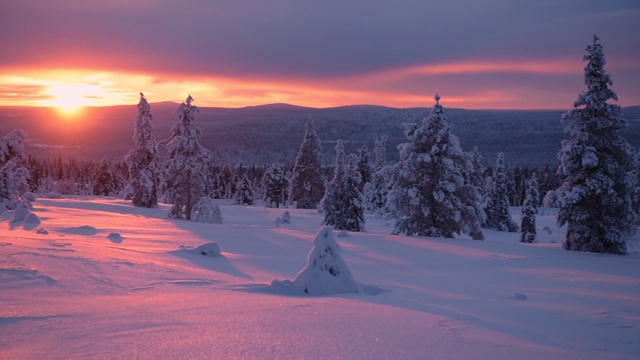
[425, 93, 448, 131]
[303, 118, 322, 151]
[564, 35, 623, 137]
[495, 152, 505, 173]
[434, 93, 441, 106]
[176, 95, 198, 127]
[170, 95, 202, 140]
[294, 118, 323, 169]
[426, 93, 444, 124]
[133, 93, 154, 150]
[562, 35, 625, 144]
[0, 129, 28, 165]
[137, 92, 150, 114]
[577, 35, 618, 109]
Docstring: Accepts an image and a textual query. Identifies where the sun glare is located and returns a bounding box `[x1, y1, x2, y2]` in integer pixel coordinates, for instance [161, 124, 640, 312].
[46, 83, 95, 116]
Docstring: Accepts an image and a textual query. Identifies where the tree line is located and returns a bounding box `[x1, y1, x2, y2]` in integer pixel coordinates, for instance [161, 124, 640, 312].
[1, 36, 638, 254]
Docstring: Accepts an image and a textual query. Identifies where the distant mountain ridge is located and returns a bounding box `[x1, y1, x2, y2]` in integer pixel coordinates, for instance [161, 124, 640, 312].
[1, 103, 639, 168]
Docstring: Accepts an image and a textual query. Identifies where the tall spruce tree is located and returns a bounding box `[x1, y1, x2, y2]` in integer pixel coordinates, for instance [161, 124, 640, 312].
[0, 130, 29, 209]
[521, 173, 538, 243]
[262, 161, 289, 208]
[93, 162, 117, 196]
[365, 136, 390, 215]
[466, 146, 486, 190]
[388, 95, 485, 240]
[321, 140, 346, 228]
[528, 171, 540, 214]
[340, 153, 366, 231]
[364, 169, 389, 216]
[356, 144, 372, 191]
[161, 95, 211, 220]
[124, 93, 158, 208]
[557, 36, 637, 254]
[232, 175, 254, 205]
[373, 135, 387, 171]
[484, 153, 519, 232]
[322, 140, 365, 232]
[289, 118, 325, 209]
[630, 161, 640, 223]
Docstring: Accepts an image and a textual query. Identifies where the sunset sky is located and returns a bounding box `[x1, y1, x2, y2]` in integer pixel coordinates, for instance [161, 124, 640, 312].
[1, 0, 639, 110]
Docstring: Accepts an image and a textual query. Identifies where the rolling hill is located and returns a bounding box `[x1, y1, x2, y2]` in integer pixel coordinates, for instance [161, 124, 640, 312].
[2, 103, 639, 168]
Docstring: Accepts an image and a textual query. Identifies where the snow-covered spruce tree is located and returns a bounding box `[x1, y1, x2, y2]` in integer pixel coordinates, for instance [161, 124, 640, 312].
[465, 146, 486, 190]
[0, 130, 29, 209]
[356, 144, 372, 191]
[373, 135, 387, 172]
[321, 140, 345, 228]
[557, 36, 637, 254]
[388, 95, 485, 240]
[521, 174, 538, 243]
[161, 95, 212, 220]
[262, 161, 289, 208]
[191, 196, 223, 224]
[365, 135, 390, 215]
[211, 172, 226, 199]
[364, 167, 390, 216]
[339, 153, 366, 231]
[483, 153, 519, 232]
[124, 93, 158, 208]
[542, 189, 560, 208]
[92, 162, 118, 196]
[322, 140, 365, 232]
[232, 174, 254, 205]
[291, 226, 362, 295]
[630, 163, 640, 224]
[289, 118, 325, 209]
[528, 172, 540, 214]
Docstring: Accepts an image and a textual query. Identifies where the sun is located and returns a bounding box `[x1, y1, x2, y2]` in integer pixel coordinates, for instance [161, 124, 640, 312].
[46, 83, 94, 117]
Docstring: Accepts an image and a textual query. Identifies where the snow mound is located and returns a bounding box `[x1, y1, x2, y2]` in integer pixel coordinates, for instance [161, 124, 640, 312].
[0, 268, 57, 286]
[273, 226, 362, 296]
[266, 279, 307, 296]
[59, 225, 98, 236]
[43, 192, 63, 199]
[24, 213, 41, 225]
[337, 230, 349, 237]
[191, 197, 223, 224]
[179, 242, 221, 257]
[107, 233, 123, 243]
[12, 201, 30, 223]
[23, 216, 41, 230]
[276, 211, 291, 225]
[21, 192, 37, 202]
[282, 211, 290, 223]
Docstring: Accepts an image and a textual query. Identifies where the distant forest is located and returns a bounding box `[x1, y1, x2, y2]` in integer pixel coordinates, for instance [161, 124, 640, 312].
[1, 103, 639, 168]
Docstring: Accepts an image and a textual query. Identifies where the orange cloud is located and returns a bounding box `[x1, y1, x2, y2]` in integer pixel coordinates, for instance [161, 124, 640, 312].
[347, 59, 582, 86]
[408, 60, 580, 75]
[0, 58, 605, 110]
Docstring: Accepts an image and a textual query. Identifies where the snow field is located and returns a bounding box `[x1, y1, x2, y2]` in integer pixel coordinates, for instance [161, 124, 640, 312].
[1, 198, 639, 359]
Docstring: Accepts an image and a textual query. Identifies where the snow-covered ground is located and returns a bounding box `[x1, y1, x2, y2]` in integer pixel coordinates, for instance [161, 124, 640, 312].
[1, 197, 639, 359]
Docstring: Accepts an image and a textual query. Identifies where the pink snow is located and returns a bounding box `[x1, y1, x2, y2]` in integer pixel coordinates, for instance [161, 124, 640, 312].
[1, 198, 639, 359]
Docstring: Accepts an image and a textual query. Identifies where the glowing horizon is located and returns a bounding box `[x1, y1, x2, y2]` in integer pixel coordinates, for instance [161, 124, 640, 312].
[1, 1, 638, 111]
[2, 56, 637, 111]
